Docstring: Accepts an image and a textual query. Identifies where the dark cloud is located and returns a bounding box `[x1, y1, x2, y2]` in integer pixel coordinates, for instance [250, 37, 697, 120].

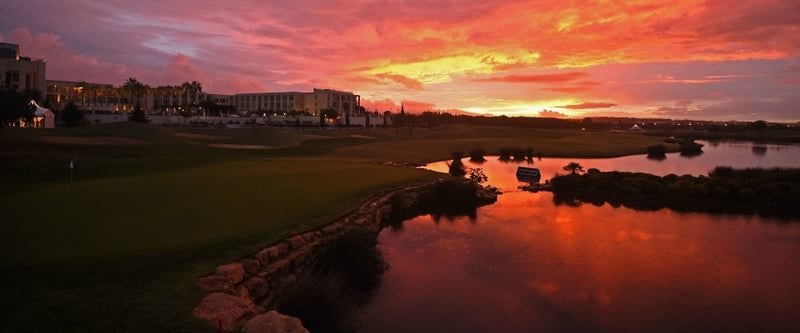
[652, 94, 800, 121]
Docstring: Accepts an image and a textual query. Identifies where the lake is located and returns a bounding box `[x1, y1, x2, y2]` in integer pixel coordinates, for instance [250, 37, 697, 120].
[357, 141, 800, 333]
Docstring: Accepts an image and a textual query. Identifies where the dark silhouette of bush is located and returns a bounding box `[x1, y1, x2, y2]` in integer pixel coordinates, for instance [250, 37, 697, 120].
[551, 167, 800, 219]
[525, 147, 535, 161]
[61, 102, 84, 126]
[469, 148, 487, 162]
[498, 148, 512, 161]
[646, 144, 667, 159]
[128, 103, 147, 122]
[512, 148, 525, 161]
[448, 151, 466, 176]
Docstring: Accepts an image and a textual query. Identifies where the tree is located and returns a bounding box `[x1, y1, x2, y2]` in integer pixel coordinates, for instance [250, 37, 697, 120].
[122, 77, 147, 109]
[62, 102, 84, 126]
[0, 89, 39, 128]
[752, 120, 767, 131]
[563, 162, 585, 175]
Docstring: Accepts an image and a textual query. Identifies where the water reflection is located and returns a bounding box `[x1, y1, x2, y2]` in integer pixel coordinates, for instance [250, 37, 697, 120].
[752, 145, 767, 156]
[360, 192, 800, 333]
[426, 140, 800, 187]
[358, 141, 800, 333]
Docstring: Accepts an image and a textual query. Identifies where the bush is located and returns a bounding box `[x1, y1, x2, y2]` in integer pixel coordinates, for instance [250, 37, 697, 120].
[468, 148, 487, 162]
[129, 103, 147, 122]
[498, 148, 512, 161]
[646, 144, 667, 159]
[448, 151, 465, 176]
[61, 102, 84, 127]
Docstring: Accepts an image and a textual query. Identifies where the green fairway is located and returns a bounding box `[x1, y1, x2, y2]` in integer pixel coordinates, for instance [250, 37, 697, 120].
[1, 159, 434, 264]
[0, 122, 669, 332]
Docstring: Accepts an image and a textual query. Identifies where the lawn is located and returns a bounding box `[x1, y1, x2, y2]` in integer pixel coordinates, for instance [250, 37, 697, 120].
[0, 122, 668, 332]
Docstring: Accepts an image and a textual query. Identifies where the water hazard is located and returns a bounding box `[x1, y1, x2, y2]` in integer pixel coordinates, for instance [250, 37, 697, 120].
[357, 141, 800, 332]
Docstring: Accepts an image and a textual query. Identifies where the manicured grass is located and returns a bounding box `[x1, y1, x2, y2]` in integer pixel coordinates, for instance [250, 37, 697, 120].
[0, 122, 671, 332]
[332, 128, 669, 162]
[1, 159, 435, 264]
[2, 158, 436, 332]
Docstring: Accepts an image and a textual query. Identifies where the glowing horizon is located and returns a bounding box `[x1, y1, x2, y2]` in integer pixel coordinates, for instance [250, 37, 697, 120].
[1, 0, 798, 121]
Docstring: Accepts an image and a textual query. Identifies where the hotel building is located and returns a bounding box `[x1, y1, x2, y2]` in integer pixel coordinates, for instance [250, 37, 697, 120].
[0, 42, 46, 93]
[233, 88, 361, 116]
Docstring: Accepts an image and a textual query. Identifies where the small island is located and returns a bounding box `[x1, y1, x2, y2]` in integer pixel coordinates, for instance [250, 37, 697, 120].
[550, 166, 800, 219]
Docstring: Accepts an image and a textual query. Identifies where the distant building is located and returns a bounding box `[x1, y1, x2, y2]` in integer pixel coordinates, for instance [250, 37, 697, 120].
[45, 79, 113, 111]
[0, 42, 46, 94]
[232, 88, 361, 116]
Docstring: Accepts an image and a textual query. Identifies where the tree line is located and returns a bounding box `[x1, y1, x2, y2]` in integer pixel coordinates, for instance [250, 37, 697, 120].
[550, 166, 800, 219]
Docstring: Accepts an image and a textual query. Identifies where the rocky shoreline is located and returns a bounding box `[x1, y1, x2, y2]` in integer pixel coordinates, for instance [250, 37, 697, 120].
[192, 177, 498, 332]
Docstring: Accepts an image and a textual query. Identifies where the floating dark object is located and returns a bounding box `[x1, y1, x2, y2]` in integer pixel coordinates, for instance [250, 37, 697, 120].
[516, 166, 541, 183]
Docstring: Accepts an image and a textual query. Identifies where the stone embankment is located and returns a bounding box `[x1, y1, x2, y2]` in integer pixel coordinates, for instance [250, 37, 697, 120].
[192, 177, 498, 332]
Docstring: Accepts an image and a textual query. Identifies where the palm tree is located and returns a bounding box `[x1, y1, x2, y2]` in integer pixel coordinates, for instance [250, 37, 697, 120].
[123, 77, 148, 111]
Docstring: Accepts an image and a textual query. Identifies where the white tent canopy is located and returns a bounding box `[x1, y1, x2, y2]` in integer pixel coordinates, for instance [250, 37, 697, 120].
[29, 100, 55, 128]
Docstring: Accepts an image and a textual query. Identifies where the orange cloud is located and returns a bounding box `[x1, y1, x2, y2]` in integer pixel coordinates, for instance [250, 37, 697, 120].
[557, 102, 618, 109]
[474, 72, 588, 83]
[374, 73, 425, 90]
[539, 110, 569, 118]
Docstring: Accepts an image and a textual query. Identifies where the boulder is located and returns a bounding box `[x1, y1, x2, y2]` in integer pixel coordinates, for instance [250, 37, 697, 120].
[193, 292, 264, 332]
[244, 277, 269, 299]
[243, 311, 309, 333]
[263, 258, 291, 277]
[285, 235, 306, 249]
[240, 258, 261, 274]
[255, 248, 271, 266]
[266, 243, 288, 259]
[197, 274, 234, 293]
[217, 263, 246, 284]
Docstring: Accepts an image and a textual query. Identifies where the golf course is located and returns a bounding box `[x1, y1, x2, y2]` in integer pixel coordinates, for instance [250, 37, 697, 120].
[0, 122, 667, 332]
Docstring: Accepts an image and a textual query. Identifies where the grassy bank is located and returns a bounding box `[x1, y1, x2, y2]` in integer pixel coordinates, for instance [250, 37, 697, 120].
[0, 122, 669, 332]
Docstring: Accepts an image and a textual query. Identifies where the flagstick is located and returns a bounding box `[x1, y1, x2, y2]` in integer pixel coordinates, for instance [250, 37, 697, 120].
[69, 158, 74, 184]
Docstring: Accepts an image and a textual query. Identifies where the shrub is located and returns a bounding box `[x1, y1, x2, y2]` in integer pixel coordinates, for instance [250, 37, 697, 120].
[646, 144, 667, 160]
[498, 148, 512, 161]
[468, 148, 487, 162]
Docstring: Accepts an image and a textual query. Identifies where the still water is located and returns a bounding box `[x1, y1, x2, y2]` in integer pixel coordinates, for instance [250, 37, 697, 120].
[357, 141, 800, 333]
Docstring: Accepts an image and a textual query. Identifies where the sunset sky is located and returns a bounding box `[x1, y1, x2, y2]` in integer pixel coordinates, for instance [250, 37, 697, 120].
[1, 0, 798, 121]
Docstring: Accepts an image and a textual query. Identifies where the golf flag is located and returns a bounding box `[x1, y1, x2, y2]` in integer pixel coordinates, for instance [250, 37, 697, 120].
[69, 160, 74, 169]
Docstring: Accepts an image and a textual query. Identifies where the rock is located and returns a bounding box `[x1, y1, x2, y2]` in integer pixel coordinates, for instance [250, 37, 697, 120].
[263, 258, 291, 277]
[193, 292, 264, 332]
[241, 258, 261, 274]
[286, 249, 310, 269]
[285, 235, 306, 249]
[217, 263, 246, 284]
[255, 248, 271, 266]
[265, 243, 288, 259]
[197, 274, 234, 293]
[244, 277, 269, 299]
[242, 311, 309, 333]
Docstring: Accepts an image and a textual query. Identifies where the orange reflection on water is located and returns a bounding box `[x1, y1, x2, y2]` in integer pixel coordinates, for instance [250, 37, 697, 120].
[360, 190, 800, 333]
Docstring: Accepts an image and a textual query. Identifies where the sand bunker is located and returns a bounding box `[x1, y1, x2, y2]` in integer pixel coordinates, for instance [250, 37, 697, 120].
[174, 133, 232, 140]
[208, 144, 272, 150]
[41, 136, 147, 145]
